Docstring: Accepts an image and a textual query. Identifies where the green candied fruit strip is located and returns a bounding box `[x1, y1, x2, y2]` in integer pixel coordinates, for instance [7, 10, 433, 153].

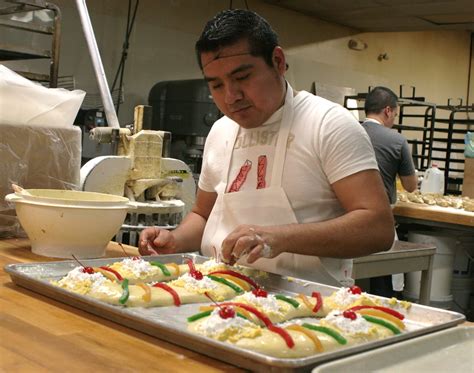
[362, 315, 401, 335]
[150, 261, 171, 276]
[119, 278, 130, 305]
[206, 275, 244, 294]
[187, 310, 212, 322]
[302, 323, 347, 345]
[187, 310, 248, 323]
[236, 312, 249, 320]
[275, 294, 300, 308]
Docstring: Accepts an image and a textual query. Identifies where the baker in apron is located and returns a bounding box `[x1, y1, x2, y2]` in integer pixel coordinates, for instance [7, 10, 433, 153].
[200, 84, 348, 287]
[138, 9, 395, 289]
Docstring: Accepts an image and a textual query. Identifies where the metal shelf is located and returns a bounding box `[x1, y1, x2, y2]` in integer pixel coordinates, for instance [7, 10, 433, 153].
[434, 103, 474, 195]
[0, 1, 61, 87]
[0, 43, 50, 59]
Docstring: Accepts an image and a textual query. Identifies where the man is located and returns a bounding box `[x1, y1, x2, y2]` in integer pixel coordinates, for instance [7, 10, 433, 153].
[362, 87, 417, 205]
[362, 86, 417, 296]
[139, 9, 394, 286]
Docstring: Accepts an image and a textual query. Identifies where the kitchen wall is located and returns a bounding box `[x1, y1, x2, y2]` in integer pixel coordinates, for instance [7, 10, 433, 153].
[2, 0, 472, 126]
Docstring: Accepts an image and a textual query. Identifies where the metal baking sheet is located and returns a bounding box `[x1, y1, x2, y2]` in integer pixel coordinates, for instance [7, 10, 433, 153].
[4, 254, 467, 372]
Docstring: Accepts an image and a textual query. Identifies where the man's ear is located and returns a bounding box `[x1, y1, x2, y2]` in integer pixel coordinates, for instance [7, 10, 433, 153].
[272, 46, 286, 74]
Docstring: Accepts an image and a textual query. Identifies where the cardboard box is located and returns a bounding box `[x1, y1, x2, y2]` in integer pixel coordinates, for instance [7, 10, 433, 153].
[463, 158, 474, 198]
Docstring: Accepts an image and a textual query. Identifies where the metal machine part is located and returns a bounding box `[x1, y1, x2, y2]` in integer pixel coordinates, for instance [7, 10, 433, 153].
[81, 125, 195, 247]
[148, 79, 221, 174]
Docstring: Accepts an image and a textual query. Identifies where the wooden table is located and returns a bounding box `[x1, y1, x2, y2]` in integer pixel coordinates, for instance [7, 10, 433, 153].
[0, 238, 244, 372]
[394, 201, 474, 231]
[352, 240, 436, 305]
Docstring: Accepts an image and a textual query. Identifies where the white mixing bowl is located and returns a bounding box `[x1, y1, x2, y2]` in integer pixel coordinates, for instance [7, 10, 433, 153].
[5, 189, 134, 259]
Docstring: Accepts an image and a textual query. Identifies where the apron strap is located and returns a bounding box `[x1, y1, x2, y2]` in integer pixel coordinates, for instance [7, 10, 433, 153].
[271, 83, 294, 187]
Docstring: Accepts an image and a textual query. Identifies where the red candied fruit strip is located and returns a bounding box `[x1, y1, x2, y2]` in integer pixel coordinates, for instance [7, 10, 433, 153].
[311, 291, 323, 313]
[268, 325, 295, 348]
[99, 266, 124, 281]
[208, 269, 260, 289]
[152, 282, 181, 306]
[218, 302, 273, 327]
[348, 305, 405, 320]
[218, 302, 294, 348]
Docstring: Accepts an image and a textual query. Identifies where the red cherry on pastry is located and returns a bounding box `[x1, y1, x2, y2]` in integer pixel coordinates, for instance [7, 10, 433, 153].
[219, 306, 236, 319]
[191, 270, 203, 280]
[343, 310, 357, 320]
[349, 285, 362, 295]
[81, 266, 94, 274]
[252, 288, 268, 297]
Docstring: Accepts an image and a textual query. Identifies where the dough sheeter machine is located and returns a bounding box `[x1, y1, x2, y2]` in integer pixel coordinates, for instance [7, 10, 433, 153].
[75, 0, 195, 246]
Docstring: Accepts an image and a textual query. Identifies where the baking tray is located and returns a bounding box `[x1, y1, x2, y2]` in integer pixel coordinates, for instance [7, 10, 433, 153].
[313, 326, 474, 372]
[4, 254, 467, 372]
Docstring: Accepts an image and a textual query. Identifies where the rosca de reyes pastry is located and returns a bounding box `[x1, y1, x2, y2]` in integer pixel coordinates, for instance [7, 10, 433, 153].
[323, 286, 411, 316]
[102, 257, 235, 284]
[106, 256, 187, 283]
[187, 304, 406, 358]
[51, 261, 254, 307]
[201, 288, 325, 324]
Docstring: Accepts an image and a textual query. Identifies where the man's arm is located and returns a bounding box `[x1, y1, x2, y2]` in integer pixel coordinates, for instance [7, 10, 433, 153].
[399, 140, 418, 193]
[224, 169, 395, 263]
[139, 188, 216, 255]
[171, 188, 217, 252]
[400, 174, 418, 192]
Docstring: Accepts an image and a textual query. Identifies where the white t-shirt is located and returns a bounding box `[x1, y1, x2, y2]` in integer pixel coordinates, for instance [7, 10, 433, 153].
[199, 90, 378, 224]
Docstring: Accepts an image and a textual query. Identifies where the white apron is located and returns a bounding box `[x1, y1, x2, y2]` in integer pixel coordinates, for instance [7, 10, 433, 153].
[201, 84, 349, 287]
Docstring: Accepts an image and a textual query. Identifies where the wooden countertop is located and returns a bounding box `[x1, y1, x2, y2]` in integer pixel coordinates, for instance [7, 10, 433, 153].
[0, 238, 244, 372]
[393, 201, 474, 227]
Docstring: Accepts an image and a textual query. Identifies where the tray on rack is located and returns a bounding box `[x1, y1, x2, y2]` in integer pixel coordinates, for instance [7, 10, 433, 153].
[4, 254, 466, 372]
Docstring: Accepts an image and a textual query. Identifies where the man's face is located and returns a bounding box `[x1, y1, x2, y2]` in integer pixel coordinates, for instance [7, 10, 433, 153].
[200, 39, 286, 129]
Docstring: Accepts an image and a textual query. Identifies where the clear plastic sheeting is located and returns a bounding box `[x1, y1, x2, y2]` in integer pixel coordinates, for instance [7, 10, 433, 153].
[0, 65, 84, 238]
[0, 65, 86, 128]
[0, 124, 82, 238]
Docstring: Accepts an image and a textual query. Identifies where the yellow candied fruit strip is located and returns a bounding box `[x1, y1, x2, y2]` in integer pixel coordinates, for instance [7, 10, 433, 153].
[92, 267, 117, 282]
[356, 308, 405, 330]
[234, 306, 253, 320]
[137, 283, 151, 302]
[212, 274, 251, 291]
[297, 293, 315, 312]
[167, 263, 180, 276]
[286, 324, 324, 352]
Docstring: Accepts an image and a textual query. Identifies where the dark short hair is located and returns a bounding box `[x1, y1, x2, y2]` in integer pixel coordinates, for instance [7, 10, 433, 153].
[364, 86, 398, 115]
[195, 9, 279, 70]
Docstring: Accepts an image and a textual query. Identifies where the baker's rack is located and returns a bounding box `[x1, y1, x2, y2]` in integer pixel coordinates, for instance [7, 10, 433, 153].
[0, 0, 61, 87]
[432, 99, 474, 195]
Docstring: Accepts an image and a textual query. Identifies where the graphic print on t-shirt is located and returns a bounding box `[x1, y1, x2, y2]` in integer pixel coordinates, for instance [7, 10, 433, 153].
[228, 124, 295, 193]
[228, 159, 252, 192]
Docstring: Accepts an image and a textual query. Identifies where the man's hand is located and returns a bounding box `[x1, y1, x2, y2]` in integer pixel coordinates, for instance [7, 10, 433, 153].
[138, 227, 178, 256]
[221, 225, 278, 264]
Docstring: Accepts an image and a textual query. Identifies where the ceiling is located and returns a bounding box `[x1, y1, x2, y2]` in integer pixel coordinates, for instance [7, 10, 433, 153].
[264, 0, 474, 32]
